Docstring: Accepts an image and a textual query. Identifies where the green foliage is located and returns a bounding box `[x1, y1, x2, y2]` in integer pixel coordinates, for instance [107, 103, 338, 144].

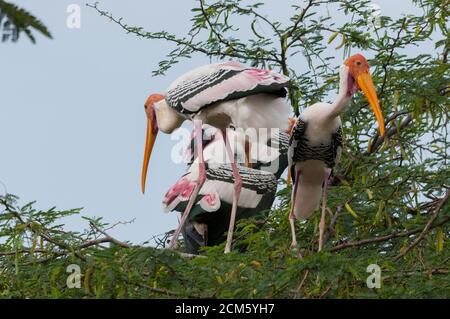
[0, 194, 448, 298]
[88, 0, 449, 116]
[0, 0, 52, 43]
[0, 0, 448, 298]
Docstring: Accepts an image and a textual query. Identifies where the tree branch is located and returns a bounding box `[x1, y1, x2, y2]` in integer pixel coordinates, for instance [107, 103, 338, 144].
[89, 221, 132, 248]
[368, 114, 413, 154]
[286, 0, 316, 48]
[86, 2, 280, 64]
[393, 191, 450, 261]
[330, 212, 450, 253]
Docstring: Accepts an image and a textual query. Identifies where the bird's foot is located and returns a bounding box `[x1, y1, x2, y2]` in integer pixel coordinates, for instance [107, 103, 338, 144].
[290, 241, 298, 250]
[317, 243, 323, 253]
[289, 242, 304, 259]
[168, 237, 179, 250]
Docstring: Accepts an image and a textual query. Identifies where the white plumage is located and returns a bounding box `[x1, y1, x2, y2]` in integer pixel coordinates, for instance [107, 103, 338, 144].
[152, 61, 290, 134]
[165, 61, 289, 115]
[154, 90, 290, 134]
[142, 61, 292, 253]
[288, 54, 385, 251]
[162, 125, 288, 253]
[164, 163, 277, 212]
[289, 103, 342, 220]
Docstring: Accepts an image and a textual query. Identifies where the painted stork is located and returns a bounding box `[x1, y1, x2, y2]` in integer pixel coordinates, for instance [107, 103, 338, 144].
[288, 53, 385, 251]
[163, 124, 290, 253]
[141, 61, 291, 252]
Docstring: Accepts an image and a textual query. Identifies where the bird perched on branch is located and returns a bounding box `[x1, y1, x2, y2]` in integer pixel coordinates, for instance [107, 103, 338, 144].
[288, 53, 385, 251]
[141, 61, 291, 252]
[163, 125, 290, 254]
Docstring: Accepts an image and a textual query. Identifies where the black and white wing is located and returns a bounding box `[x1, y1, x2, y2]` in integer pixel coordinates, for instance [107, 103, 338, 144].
[165, 61, 290, 115]
[288, 117, 307, 183]
[162, 164, 277, 216]
[289, 117, 343, 169]
[252, 130, 290, 179]
[331, 126, 343, 167]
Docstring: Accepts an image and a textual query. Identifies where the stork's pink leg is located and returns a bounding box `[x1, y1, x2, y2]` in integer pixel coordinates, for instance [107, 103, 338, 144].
[318, 169, 331, 252]
[222, 128, 242, 254]
[169, 120, 206, 249]
[289, 169, 301, 249]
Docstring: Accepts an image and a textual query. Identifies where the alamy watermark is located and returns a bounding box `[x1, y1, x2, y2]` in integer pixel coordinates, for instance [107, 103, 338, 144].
[66, 264, 81, 289]
[170, 126, 285, 175]
[66, 4, 81, 29]
[366, 264, 381, 289]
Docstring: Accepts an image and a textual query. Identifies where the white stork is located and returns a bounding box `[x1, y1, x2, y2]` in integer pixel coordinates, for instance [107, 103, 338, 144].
[163, 124, 290, 253]
[141, 61, 291, 252]
[288, 53, 385, 251]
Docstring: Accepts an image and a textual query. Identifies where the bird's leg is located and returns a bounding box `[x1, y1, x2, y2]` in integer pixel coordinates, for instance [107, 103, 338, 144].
[203, 224, 208, 246]
[286, 118, 296, 187]
[318, 168, 331, 252]
[169, 120, 206, 249]
[289, 169, 301, 249]
[222, 128, 242, 254]
[244, 138, 252, 168]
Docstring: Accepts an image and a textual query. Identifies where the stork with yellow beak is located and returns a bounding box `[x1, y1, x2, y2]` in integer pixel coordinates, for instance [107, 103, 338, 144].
[288, 54, 385, 251]
[141, 61, 291, 252]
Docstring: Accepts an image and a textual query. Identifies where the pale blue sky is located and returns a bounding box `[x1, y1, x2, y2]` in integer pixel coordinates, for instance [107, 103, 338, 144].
[0, 1, 422, 244]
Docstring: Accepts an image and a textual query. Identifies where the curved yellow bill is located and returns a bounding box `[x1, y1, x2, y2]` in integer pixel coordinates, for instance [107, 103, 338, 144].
[356, 72, 385, 137]
[141, 118, 158, 194]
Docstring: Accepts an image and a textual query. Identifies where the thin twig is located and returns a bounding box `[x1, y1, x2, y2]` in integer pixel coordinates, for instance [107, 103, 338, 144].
[318, 284, 332, 299]
[286, 0, 316, 48]
[89, 222, 132, 248]
[130, 280, 205, 298]
[86, 2, 279, 63]
[368, 114, 413, 154]
[177, 252, 207, 259]
[383, 268, 449, 281]
[294, 270, 309, 298]
[324, 205, 343, 244]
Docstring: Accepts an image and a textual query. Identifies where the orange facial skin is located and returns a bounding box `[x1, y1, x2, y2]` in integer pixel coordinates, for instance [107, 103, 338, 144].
[144, 94, 165, 123]
[141, 93, 165, 194]
[344, 53, 371, 79]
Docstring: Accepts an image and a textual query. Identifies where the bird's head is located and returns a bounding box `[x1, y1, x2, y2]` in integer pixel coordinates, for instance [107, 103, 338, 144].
[141, 93, 165, 194]
[342, 53, 385, 136]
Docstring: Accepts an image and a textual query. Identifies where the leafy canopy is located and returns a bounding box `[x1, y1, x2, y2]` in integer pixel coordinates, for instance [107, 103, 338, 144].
[1, 0, 448, 298]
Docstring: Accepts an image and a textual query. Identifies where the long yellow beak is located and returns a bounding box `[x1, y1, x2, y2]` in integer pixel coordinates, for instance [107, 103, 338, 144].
[356, 72, 385, 137]
[141, 118, 158, 194]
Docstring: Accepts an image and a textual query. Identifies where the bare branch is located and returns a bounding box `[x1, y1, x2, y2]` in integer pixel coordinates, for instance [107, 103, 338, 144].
[89, 221, 132, 248]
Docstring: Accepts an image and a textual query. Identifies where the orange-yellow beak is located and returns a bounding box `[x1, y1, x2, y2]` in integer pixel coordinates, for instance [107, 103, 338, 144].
[355, 72, 385, 137]
[141, 117, 158, 194]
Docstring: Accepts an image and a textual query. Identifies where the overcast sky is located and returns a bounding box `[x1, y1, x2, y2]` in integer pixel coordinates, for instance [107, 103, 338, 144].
[0, 0, 421, 244]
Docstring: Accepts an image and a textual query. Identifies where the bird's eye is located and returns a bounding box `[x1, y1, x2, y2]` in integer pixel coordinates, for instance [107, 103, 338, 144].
[355, 61, 362, 66]
[144, 104, 147, 109]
